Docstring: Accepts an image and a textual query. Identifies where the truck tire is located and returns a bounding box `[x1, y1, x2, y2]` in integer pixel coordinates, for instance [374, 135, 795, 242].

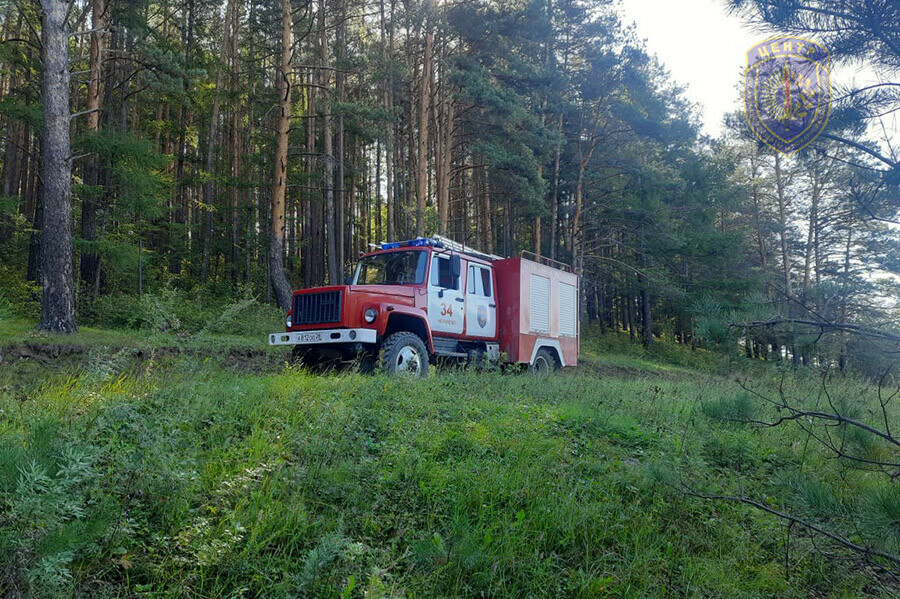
[530, 347, 559, 375]
[381, 332, 429, 377]
[356, 351, 376, 374]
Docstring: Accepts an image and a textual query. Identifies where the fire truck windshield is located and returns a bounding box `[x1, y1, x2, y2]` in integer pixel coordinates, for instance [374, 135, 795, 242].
[352, 250, 428, 286]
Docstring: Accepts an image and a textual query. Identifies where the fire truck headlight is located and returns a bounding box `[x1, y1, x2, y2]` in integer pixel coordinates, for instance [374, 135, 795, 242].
[286, 315, 292, 328]
[364, 308, 378, 323]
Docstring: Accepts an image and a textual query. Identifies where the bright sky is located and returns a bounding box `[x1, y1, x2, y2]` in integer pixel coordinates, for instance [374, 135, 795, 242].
[618, 0, 899, 145]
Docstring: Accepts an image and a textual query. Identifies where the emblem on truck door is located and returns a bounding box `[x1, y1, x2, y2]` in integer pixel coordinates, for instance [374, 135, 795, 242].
[477, 304, 488, 328]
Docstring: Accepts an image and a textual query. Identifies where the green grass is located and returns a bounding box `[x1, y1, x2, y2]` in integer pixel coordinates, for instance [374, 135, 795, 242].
[0, 327, 894, 597]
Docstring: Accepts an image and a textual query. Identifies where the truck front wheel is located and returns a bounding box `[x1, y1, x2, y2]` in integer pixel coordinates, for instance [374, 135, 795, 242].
[380, 332, 429, 377]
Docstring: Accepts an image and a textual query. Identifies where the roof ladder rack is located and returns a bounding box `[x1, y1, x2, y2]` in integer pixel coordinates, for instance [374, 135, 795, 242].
[432, 235, 503, 261]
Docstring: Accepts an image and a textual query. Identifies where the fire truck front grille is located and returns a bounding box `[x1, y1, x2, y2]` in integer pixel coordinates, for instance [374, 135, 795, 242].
[293, 290, 342, 326]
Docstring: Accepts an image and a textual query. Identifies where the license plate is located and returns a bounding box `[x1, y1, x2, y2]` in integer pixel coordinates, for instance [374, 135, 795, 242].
[298, 332, 322, 342]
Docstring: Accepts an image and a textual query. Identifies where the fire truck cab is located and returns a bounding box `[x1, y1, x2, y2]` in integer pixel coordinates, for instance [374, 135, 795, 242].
[268, 236, 579, 376]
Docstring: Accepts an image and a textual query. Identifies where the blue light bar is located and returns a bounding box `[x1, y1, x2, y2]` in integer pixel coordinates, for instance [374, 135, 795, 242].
[380, 237, 445, 250]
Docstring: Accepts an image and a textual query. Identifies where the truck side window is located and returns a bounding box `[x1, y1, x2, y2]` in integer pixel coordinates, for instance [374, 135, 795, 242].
[467, 265, 492, 297]
[480, 267, 492, 297]
[431, 255, 458, 289]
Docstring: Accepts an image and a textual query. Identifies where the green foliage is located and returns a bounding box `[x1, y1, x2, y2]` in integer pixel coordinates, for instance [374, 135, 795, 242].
[74, 131, 171, 219]
[0, 265, 40, 320]
[0, 98, 42, 129]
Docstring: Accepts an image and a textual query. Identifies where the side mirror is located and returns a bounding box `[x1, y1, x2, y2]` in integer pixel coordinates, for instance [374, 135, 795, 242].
[449, 254, 461, 280]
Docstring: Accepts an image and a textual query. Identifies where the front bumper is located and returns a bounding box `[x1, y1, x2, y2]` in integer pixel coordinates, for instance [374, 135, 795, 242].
[268, 328, 378, 346]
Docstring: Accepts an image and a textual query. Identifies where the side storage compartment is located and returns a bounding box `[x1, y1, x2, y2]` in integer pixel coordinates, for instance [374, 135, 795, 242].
[493, 255, 579, 367]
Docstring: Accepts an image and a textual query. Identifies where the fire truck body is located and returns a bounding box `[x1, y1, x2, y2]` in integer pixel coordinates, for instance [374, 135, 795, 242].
[268, 236, 578, 374]
[493, 254, 579, 368]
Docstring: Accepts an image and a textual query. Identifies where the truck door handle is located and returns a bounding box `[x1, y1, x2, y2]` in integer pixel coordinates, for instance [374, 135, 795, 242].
[489, 303, 496, 308]
[455, 297, 464, 302]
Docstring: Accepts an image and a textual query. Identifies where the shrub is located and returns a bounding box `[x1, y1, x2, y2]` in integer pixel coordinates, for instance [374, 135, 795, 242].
[0, 265, 40, 320]
[199, 297, 283, 336]
[78, 294, 137, 329]
[132, 287, 184, 332]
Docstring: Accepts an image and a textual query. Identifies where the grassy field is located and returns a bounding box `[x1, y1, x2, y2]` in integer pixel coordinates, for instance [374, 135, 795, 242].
[0, 324, 895, 597]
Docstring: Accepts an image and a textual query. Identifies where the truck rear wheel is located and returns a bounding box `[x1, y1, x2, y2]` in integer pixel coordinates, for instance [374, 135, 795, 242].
[530, 347, 559, 375]
[381, 332, 429, 377]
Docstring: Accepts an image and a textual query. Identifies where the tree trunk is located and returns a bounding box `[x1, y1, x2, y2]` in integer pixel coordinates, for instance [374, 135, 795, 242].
[375, 140, 382, 242]
[802, 171, 821, 298]
[171, 0, 195, 275]
[39, 0, 77, 332]
[335, 0, 346, 272]
[79, 0, 105, 290]
[304, 67, 316, 287]
[201, 0, 235, 283]
[774, 153, 792, 297]
[386, 0, 397, 241]
[839, 226, 852, 371]
[640, 282, 651, 347]
[572, 136, 597, 268]
[415, 29, 433, 236]
[320, 0, 339, 284]
[437, 91, 453, 236]
[549, 113, 562, 260]
[268, 0, 293, 310]
[229, 0, 241, 284]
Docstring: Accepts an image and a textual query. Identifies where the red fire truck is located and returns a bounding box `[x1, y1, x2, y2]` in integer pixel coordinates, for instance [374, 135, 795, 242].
[268, 236, 579, 376]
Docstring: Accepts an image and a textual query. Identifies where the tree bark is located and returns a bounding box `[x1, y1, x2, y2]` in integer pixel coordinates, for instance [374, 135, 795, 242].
[268, 0, 293, 310]
[39, 0, 77, 332]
